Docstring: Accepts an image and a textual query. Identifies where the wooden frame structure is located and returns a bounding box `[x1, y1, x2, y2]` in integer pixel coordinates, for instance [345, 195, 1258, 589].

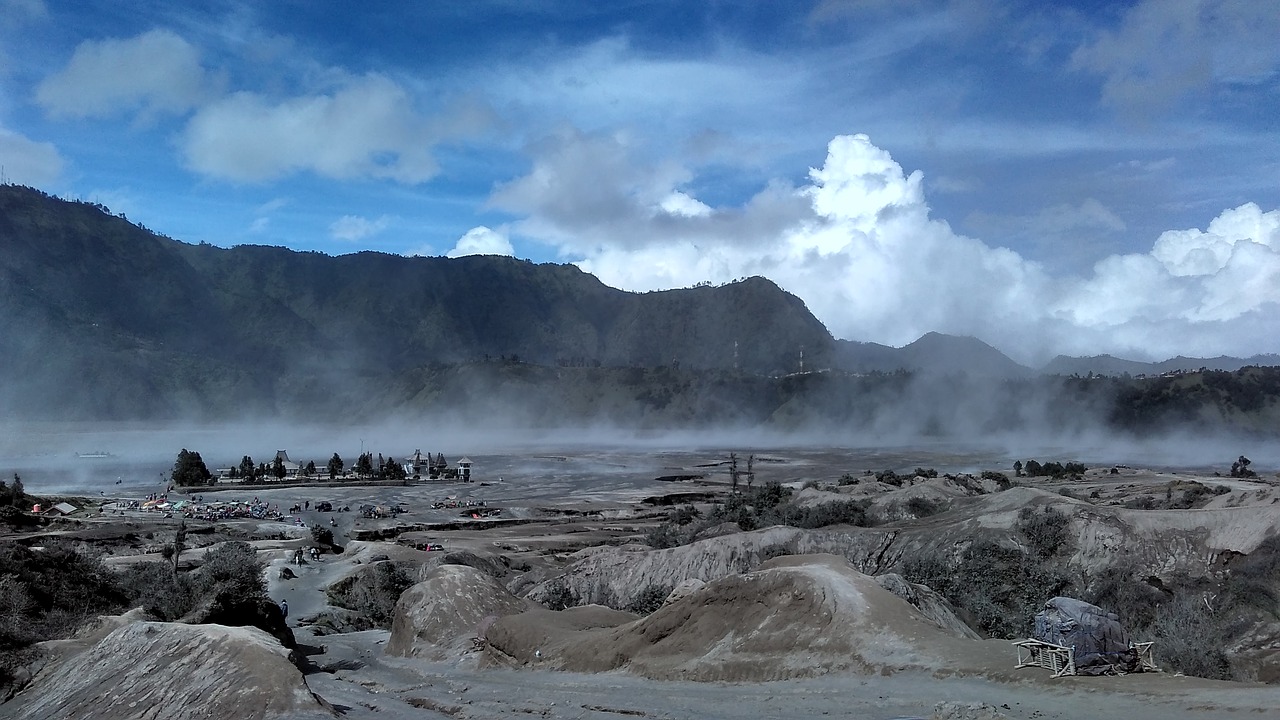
[1013, 639, 1076, 677]
[1013, 639, 1158, 677]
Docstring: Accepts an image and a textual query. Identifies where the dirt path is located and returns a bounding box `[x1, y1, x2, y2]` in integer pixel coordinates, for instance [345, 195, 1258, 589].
[297, 625, 1280, 720]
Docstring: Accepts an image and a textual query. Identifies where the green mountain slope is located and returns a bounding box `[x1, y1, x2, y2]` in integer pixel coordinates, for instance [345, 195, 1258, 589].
[0, 185, 832, 419]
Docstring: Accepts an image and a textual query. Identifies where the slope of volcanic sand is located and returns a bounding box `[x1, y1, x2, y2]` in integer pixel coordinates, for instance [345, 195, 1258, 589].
[495, 554, 1010, 682]
[4, 620, 329, 720]
[385, 564, 532, 660]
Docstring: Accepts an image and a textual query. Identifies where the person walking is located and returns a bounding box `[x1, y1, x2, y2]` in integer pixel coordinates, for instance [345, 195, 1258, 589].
[279, 599, 288, 621]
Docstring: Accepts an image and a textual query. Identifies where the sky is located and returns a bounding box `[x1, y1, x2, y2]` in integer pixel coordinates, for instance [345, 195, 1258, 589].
[1, 0, 1278, 365]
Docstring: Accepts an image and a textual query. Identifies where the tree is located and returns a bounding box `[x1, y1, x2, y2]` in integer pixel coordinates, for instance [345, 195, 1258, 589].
[383, 457, 406, 482]
[271, 455, 286, 480]
[239, 455, 255, 481]
[171, 449, 213, 486]
[304, 460, 316, 477]
[355, 452, 374, 478]
[0, 473, 26, 508]
[1013, 460, 1023, 477]
[327, 453, 344, 480]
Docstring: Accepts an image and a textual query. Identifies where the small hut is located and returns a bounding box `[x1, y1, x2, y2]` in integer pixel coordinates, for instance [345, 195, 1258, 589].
[456, 457, 473, 482]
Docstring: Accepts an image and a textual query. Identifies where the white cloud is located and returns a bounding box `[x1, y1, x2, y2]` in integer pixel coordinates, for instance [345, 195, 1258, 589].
[329, 214, 389, 242]
[0, 125, 63, 185]
[1073, 0, 1280, 113]
[182, 74, 488, 184]
[496, 130, 1280, 363]
[36, 29, 209, 119]
[447, 226, 514, 258]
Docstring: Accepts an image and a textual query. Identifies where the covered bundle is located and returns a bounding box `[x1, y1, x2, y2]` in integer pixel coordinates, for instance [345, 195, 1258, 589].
[1033, 597, 1141, 675]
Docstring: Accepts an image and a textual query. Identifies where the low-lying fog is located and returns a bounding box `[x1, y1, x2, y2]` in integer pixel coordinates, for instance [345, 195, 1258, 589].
[2, 420, 1275, 497]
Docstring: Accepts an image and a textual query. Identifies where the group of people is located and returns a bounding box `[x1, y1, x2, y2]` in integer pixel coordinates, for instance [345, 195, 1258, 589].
[290, 546, 323, 564]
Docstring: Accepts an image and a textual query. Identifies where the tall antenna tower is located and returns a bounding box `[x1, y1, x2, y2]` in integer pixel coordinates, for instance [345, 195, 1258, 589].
[733, 340, 739, 372]
[799, 347, 805, 374]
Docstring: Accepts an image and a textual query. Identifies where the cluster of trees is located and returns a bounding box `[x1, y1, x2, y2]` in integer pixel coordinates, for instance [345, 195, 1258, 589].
[0, 474, 26, 508]
[1013, 460, 1087, 478]
[173, 447, 417, 486]
[171, 449, 212, 486]
[351, 452, 407, 481]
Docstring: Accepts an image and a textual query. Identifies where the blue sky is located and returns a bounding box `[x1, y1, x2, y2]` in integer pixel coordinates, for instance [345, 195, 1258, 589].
[2, 0, 1278, 363]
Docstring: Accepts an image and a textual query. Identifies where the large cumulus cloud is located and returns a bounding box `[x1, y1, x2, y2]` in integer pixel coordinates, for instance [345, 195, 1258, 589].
[494, 130, 1280, 364]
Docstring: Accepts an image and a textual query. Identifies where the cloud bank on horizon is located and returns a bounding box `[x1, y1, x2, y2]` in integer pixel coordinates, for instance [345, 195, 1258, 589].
[1, 0, 1278, 364]
[495, 129, 1280, 364]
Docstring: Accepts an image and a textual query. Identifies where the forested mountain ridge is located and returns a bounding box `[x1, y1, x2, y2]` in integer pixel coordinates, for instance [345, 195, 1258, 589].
[3, 183, 1279, 435]
[0, 185, 834, 419]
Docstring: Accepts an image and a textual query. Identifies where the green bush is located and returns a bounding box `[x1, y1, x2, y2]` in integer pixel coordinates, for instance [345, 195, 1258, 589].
[195, 541, 265, 605]
[0, 542, 129, 691]
[625, 584, 673, 615]
[904, 497, 947, 518]
[771, 499, 869, 529]
[311, 524, 335, 546]
[326, 562, 415, 629]
[544, 581, 576, 611]
[903, 538, 1074, 639]
[1015, 507, 1071, 558]
[980, 471, 1011, 490]
[117, 562, 196, 620]
[644, 522, 682, 549]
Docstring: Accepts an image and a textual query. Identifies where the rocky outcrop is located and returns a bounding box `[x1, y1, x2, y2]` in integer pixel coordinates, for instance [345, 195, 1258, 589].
[3, 620, 329, 720]
[386, 565, 532, 660]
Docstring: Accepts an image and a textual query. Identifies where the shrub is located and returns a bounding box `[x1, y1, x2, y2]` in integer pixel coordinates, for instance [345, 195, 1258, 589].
[644, 522, 681, 549]
[1149, 595, 1234, 679]
[625, 584, 673, 615]
[326, 562, 415, 629]
[905, 497, 947, 518]
[1224, 535, 1280, 613]
[311, 524, 334, 546]
[0, 542, 129, 691]
[903, 539, 1074, 639]
[1015, 507, 1071, 558]
[1082, 563, 1168, 629]
[746, 482, 792, 511]
[118, 562, 197, 620]
[773, 499, 870, 529]
[758, 544, 794, 562]
[669, 504, 700, 526]
[876, 470, 904, 487]
[980, 471, 1011, 490]
[913, 467, 939, 479]
[544, 581, 576, 611]
[195, 541, 266, 605]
